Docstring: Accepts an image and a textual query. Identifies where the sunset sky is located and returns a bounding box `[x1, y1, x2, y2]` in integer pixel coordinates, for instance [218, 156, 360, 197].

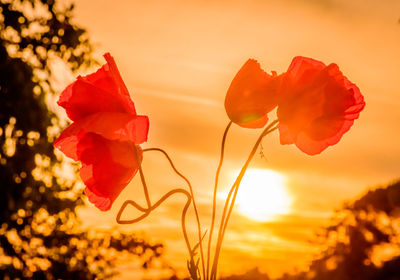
[64, 0, 400, 278]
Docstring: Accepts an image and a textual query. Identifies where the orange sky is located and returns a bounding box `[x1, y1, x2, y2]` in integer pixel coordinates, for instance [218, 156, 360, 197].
[66, 0, 400, 278]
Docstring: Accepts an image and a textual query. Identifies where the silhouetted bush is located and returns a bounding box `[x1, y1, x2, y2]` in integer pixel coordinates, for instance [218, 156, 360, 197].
[277, 180, 400, 280]
[0, 1, 163, 279]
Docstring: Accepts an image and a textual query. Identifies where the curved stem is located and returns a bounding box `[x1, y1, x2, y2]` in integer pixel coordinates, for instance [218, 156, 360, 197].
[143, 148, 206, 279]
[116, 146, 196, 264]
[206, 121, 232, 280]
[115, 146, 152, 218]
[136, 147, 152, 208]
[142, 148, 193, 194]
[116, 188, 193, 256]
[222, 126, 279, 237]
[210, 120, 279, 280]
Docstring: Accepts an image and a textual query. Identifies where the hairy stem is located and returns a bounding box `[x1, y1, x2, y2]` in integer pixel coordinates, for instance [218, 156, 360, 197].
[210, 120, 279, 280]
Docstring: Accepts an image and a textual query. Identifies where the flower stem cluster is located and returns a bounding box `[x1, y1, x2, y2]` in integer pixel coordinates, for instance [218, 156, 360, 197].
[54, 54, 365, 280]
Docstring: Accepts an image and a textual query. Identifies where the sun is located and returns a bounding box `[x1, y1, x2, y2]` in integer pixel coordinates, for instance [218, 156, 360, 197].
[223, 169, 292, 222]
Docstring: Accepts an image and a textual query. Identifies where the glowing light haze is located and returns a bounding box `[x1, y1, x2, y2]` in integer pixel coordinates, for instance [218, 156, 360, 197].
[220, 169, 291, 222]
[69, 0, 400, 278]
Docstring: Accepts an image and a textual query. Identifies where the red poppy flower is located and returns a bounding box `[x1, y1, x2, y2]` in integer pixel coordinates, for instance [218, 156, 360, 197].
[224, 59, 282, 128]
[54, 53, 149, 211]
[277, 56, 365, 155]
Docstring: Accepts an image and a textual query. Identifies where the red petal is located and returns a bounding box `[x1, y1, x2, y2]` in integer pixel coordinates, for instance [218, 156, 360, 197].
[225, 59, 281, 128]
[79, 53, 130, 98]
[54, 130, 82, 161]
[54, 112, 148, 163]
[286, 56, 326, 84]
[77, 133, 141, 211]
[294, 118, 356, 155]
[295, 132, 328, 155]
[277, 57, 365, 155]
[54, 53, 149, 211]
[278, 123, 295, 145]
[80, 61, 120, 96]
[103, 53, 130, 97]
[236, 114, 270, 129]
[58, 78, 136, 121]
[84, 186, 112, 211]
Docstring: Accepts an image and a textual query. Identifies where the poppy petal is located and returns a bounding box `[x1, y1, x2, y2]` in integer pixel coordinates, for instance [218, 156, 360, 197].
[103, 53, 130, 97]
[84, 186, 112, 211]
[286, 56, 326, 83]
[54, 53, 149, 210]
[79, 53, 130, 98]
[58, 78, 136, 121]
[277, 57, 365, 155]
[77, 133, 141, 211]
[54, 113, 148, 164]
[224, 59, 281, 128]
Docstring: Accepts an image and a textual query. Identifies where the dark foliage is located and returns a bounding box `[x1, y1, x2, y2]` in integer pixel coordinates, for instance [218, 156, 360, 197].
[0, 1, 163, 279]
[278, 180, 400, 280]
[220, 268, 270, 280]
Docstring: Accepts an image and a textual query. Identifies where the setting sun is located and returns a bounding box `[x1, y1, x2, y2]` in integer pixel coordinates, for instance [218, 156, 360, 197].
[234, 169, 292, 222]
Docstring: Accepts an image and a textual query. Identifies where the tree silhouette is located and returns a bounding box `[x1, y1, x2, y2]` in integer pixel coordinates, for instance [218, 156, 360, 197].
[278, 180, 400, 280]
[0, 1, 163, 279]
[220, 268, 270, 280]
